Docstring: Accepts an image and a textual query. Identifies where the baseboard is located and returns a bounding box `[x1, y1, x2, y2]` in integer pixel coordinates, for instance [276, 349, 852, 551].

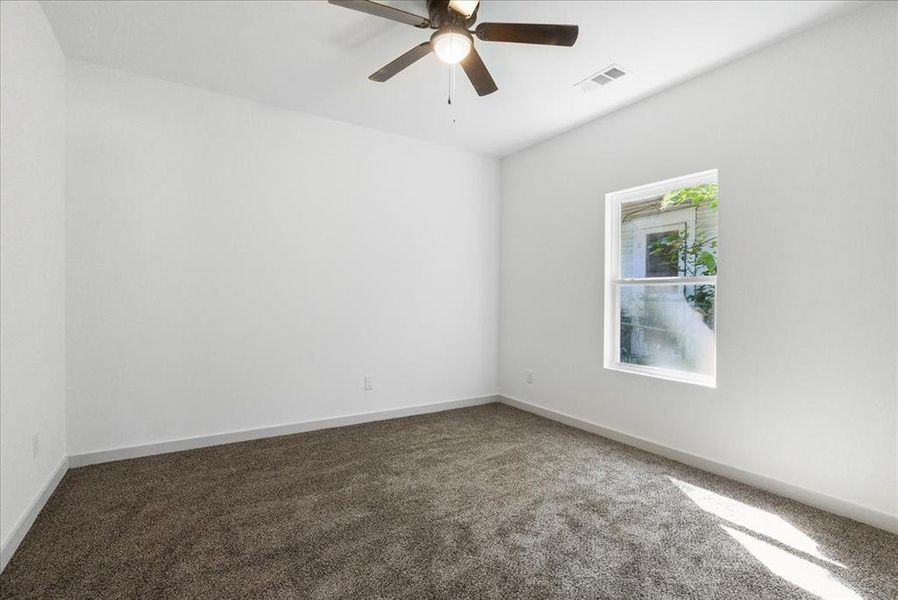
[69, 394, 499, 468]
[1, 455, 69, 573]
[498, 395, 898, 534]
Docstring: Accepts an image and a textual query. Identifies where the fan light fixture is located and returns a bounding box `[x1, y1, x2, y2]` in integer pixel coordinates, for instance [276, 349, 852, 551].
[431, 29, 472, 64]
[327, 0, 580, 97]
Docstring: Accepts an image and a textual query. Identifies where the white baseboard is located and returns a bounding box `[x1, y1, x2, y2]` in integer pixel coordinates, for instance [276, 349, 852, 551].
[1, 455, 69, 573]
[69, 394, 499, 468]
[499, 395, 898, 534]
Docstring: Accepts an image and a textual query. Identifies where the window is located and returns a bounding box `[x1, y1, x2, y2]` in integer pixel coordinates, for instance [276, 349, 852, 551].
[604, 170, 718, 387]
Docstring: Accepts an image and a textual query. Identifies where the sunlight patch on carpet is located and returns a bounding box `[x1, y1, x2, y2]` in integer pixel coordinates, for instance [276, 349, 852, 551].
[720, 525, 862, 600]
[668, 476, 843, 567]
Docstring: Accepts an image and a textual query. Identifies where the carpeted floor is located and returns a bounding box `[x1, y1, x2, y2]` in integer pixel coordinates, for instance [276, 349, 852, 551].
[1, 403, 896, 599]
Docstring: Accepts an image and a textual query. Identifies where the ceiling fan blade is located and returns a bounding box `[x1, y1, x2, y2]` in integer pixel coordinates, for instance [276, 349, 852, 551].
[328, 0, 432, 28]
[369, 42, 433, 82]
[448, 0, 480, 18]
[474, 23, 579, 47]
[460, 47, 497, 96]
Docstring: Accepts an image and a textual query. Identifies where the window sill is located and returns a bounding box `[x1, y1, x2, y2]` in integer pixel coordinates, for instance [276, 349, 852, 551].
[605, 362, 716, 388]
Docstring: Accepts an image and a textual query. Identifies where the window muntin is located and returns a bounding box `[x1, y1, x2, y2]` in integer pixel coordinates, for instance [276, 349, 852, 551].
[604, 170, 718, 387]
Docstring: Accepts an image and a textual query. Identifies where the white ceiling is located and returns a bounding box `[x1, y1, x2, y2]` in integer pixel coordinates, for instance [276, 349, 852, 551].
[41, 0, 861, 157]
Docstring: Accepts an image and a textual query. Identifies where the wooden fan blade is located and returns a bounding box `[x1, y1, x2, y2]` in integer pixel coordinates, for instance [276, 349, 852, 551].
[460, 46, 497, 96]
[369, 42, 433, 82]
[474, 23, 579, 47]
[328, 0, 432, 28]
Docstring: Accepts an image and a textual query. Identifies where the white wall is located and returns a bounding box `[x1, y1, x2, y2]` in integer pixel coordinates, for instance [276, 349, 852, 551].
[500, 2, 897, 521]
[0, 1, 67, 548]
[65, 61, 500, 455]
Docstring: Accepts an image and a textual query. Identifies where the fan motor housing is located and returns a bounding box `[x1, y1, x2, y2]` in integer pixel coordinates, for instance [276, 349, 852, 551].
[427, 0, 478, 29]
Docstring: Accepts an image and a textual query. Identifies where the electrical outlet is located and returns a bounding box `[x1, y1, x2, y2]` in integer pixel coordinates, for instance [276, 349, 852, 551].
[526, 370, 534, 384]
[364, 375, 374, 391]
[32, 433, 39, 458]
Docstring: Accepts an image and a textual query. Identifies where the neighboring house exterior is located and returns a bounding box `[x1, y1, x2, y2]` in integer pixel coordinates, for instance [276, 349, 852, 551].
[619, 196, 716, 374]
[620, 196, 716, 278]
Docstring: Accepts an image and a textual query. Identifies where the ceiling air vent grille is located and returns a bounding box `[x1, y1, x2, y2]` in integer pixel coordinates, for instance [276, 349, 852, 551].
[604, 66, 626, 79]
[578, 64, 628, 92]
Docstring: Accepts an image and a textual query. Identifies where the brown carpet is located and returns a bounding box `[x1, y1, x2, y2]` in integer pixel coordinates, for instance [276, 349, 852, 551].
[1, 403, 896, 599]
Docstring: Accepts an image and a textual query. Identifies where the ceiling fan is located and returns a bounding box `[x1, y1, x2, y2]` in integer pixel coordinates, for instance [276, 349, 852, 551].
[328, 0, 579, 96]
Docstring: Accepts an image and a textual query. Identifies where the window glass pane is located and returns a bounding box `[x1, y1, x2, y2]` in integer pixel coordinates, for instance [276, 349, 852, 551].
[644, 231, 680, 277]
[619, 284, 715, 376]
[620, 183, 718, 279]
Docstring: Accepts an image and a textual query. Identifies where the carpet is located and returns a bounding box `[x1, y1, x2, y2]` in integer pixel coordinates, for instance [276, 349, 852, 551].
[1, 403, 895, 599]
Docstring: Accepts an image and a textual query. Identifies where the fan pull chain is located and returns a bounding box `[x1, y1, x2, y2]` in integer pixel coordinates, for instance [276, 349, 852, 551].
[448, 64, 457, 124]
[448, 63, 456, 106]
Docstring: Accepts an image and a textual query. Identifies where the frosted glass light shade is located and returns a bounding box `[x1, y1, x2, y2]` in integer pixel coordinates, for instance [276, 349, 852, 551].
[432, 30, 472, 64]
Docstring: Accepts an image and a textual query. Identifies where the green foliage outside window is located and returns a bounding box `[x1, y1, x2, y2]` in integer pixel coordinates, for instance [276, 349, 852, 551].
[649, 184, 718, 325]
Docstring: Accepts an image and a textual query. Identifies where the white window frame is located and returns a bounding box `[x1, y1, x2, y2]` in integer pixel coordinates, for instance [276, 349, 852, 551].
[604, 169, 718, 387]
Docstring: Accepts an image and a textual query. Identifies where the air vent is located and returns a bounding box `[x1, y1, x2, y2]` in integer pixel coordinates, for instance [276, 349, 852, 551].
[604, 66, 626, 79]
[577, 64, 628, 92]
